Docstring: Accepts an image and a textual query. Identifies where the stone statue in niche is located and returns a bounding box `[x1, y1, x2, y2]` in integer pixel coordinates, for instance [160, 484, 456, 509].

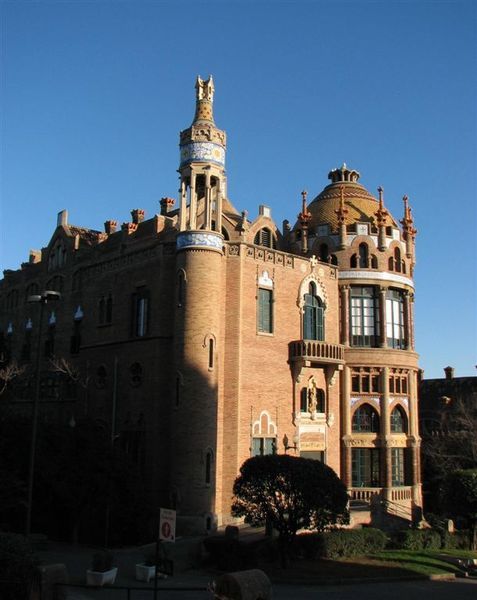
[307, 376, 318, 419]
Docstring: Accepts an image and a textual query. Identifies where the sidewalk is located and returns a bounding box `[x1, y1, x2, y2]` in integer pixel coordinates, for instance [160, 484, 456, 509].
[37, 538, 214, 597]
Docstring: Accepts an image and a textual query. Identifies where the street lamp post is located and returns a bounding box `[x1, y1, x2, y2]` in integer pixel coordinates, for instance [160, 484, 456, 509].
[25, 290, 61, 537]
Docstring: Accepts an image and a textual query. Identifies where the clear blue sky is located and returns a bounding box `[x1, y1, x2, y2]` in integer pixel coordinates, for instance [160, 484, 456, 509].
[1, 0, 476, 378]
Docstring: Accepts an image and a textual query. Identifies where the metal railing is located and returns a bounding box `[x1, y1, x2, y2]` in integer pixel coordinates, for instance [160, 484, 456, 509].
[55, 582, 210, 599]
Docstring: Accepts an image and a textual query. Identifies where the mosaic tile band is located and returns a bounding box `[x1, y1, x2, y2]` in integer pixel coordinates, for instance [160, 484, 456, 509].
[180, 142, 225, 167]
[176, 231, 224, 252]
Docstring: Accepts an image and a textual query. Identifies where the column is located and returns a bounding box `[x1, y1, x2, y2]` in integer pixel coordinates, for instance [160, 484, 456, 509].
[179, 179, 187, 231]
[342, 366, 352, 487]
[340, 286, 350, 346]
[204, 172, 212, 230]
[408, 370, 421, 503]
[381, 366, 392, 497]
[403, 290, 411, 350]
[189, 172, 197, 230]
[379, 286, 387, 348]
[216, 179, 223, 234]
[410, 293, 415, 350]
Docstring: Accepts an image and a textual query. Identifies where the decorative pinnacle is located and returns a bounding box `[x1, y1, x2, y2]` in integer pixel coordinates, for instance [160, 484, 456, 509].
[298, 190, 311, 225]
[375, 186, 388, 225]
[334, 185, 349, 225]
[400, 195, 417, 237]
[193, 75, 215, 123]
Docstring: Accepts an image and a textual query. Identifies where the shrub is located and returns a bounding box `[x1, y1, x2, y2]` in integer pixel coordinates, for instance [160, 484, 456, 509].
[0, 533, 37, 600]
[391, 529, 441, 551]
[297, 528, 387, 560]
[441, 530, 471, 550]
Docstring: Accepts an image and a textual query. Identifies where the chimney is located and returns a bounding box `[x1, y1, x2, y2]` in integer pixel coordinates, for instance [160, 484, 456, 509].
[131, 209, 145, 224]
[259, 205, 271, 218]
[57, 210, 68, 227]
[160, 197, 175, 216]
[444, 366, 454, 381]
[29, 250, 41, 264]
[104, 220, 118, 234]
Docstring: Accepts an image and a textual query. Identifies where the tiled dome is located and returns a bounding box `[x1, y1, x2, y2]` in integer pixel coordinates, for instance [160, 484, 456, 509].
[304, 165, 398, 231]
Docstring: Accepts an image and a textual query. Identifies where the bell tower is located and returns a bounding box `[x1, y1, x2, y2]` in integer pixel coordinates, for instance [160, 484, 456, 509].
[178, 75, 227, 232]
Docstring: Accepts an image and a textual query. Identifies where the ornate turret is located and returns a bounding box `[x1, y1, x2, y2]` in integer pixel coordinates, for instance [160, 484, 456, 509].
[178, 76, 227, 232]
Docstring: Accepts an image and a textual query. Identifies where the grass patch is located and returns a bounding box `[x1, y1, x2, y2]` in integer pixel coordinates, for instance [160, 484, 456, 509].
[262, 549, 473, 583]
[367, 550, 466, 576]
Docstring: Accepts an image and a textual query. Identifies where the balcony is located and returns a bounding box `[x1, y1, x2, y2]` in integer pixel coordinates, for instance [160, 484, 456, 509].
[350, 487, 382, 504]
[289, 340, 345, 365]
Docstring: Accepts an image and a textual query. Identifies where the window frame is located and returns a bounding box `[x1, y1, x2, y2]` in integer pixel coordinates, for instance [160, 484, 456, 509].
[303, 282, 324, 341]
[350, 286, 380, 347]
[257, 287, 273, 334]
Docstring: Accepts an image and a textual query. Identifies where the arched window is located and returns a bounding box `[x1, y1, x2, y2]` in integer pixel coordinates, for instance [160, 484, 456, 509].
[106, 294, 113, 323]
[390, 406, 407, 433]
[371, 255, 378, 269]
[352, 404, 379, 433]
[330, 254, 338, 266]
[300, 386, 325, 413]
[99, 297, 105, 324]
[394, 248, 402, 273]
[359, 243, 369, 268]
[388, 256, 394, 271]
[303, 282, 324, 340]
[350, 254, 358, 268]
[254, 228, 276, 249]
[319, 243, 329, 262]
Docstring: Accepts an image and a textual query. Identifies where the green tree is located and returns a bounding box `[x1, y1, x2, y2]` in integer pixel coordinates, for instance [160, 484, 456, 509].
[232, 455, 349, 564]
[443, 469, 477, 550]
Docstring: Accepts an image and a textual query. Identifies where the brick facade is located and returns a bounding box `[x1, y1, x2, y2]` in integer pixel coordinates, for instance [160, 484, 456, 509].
[0, 77, 422, 532]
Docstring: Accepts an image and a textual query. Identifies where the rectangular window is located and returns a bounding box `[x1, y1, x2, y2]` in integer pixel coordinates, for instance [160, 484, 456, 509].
[350, 287, 380, 347]
[300, 450, 324, 462]
[252, 437, 276, 456]
[351, 368, 381, 394]
[391, 448, 405, 486]
[257, 288, 273, 334]
[132, 288, 149, 337]
[386, 289, 406, 349]
[352, 448, 380, 487]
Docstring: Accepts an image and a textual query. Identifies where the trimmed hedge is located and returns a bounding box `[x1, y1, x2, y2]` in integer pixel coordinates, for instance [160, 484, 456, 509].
[298, 528, 388, 559]
[390, 529, 441, 551]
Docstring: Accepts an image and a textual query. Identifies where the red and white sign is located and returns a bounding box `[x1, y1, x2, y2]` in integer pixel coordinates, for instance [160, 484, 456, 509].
[159, 508, 176, 542]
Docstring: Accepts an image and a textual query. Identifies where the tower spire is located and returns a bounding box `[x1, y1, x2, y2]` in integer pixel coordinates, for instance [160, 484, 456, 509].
[178, 76, 227, 233]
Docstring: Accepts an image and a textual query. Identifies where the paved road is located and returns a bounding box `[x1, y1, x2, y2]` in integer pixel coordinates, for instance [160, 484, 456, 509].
[64, 578, 477, 599]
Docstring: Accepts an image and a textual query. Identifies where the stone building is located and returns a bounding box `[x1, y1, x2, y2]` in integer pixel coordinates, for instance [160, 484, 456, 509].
[0, 76, 422, 532]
